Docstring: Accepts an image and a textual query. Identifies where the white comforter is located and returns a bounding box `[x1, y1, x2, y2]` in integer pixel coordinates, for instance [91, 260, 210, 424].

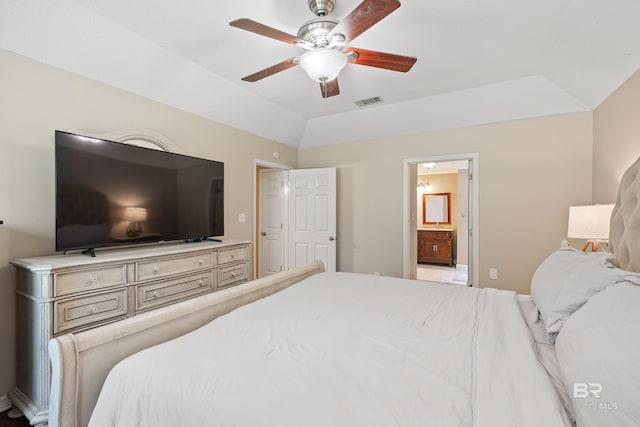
[90, 272, 571, 427]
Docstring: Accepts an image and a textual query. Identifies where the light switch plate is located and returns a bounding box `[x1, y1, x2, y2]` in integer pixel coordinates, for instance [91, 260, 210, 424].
[238, 213, 246, 223]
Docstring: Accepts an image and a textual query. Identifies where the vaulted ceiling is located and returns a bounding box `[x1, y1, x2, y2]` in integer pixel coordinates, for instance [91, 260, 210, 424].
[2, 0, 640, 148]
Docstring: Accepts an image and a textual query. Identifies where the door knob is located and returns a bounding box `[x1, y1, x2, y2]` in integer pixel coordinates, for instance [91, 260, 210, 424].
[329, 236, 335, 241]
[260, 232, 267, 236]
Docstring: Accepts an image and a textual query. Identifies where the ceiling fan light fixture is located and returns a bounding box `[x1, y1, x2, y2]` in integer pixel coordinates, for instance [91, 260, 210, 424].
[230, 0, 416, 98]
[298, 48, 347, 82]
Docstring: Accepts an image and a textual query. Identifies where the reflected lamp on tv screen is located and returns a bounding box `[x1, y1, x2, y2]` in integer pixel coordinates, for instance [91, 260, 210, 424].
[55, 130, 224, 252]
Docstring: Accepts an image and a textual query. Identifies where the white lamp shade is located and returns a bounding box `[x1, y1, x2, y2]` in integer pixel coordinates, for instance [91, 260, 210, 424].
[124, 207, 148, 222]
[567, 204, 614, 239]
[298, 49, 347, 82]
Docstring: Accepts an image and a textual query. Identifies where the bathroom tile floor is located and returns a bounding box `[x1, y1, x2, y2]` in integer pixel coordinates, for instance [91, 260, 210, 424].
[417, 264, 468, 286]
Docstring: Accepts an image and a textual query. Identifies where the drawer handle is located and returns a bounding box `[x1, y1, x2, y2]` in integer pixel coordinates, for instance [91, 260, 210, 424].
[153, 266, 161, 273]
[198, 259, 204, 265]
[230, 272, 238, 278]
[87, 276, 98, 284]
[198, 280, 204, 286]
[229, 253, 235, 259]
[153, 291, 161, 298]
[89, 305, 98, 313]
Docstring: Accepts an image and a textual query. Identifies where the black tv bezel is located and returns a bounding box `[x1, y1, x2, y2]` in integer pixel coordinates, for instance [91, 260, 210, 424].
[54, 130, 225, 253]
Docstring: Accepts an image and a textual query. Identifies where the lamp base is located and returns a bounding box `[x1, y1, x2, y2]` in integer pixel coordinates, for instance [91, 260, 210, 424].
[126, 221, 142, 237]
[582, 239, 608, 252]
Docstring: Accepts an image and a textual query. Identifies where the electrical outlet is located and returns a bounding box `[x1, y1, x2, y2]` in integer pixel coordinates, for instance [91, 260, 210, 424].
[489, 268, 498, 280]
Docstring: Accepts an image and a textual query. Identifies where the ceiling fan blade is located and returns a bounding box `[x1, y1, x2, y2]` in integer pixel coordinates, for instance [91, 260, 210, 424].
[241, 58, 298, 82]
[328, 0, 400, 44]
[345, 47, 417, 72]
[320, 78, 340, 98]
[230, 18, 302, 45]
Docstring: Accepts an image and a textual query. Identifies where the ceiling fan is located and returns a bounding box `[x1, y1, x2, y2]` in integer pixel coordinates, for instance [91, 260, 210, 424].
[229, 0, 417, 98]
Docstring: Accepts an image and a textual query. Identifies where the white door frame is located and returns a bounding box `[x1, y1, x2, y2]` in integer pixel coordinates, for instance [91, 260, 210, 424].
[402, 153, 479, 286]
[253, 159, 292, 279]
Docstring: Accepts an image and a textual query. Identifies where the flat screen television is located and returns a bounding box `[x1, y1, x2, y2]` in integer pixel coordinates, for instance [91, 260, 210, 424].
[55, 130, 224, 252]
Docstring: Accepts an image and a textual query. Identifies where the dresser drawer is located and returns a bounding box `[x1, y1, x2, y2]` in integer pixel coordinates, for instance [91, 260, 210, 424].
[136, 252, 214, 282]
[218, 247, 248, 265]
[218, 262, 248, 289]
[136, 272, 214, 311]
[54, 264, 127, 297]
[418, 230, 452, 239]
[54, 289, 127, 334]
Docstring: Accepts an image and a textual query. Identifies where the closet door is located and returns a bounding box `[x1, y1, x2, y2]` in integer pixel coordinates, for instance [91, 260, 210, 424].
[288, 168, 337, 272]
[258, 169, 286, 277]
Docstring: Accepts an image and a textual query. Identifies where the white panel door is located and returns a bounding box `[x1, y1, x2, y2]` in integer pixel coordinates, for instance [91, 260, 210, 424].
[288, 168, 336, 272]
[258, 169, 286, 277]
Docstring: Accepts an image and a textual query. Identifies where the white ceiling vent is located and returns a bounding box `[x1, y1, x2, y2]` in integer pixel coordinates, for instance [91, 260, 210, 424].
[354, 96, 384, 107]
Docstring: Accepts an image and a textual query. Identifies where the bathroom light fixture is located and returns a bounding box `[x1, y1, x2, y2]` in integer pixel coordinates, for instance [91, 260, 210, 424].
[418, 180, 432, 193]
[298, 48, 347, 82]
[417, 163, 435, 193]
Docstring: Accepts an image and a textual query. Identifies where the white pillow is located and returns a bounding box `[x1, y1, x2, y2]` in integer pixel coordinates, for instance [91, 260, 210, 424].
[555, 282, 640, 427]
[530, 248, 624, 335]
[615, 268, 640, 286]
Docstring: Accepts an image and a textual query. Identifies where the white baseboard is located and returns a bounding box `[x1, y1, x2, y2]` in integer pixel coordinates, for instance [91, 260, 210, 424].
[0, 394, 11, 412]
[456, 264, 468, 271]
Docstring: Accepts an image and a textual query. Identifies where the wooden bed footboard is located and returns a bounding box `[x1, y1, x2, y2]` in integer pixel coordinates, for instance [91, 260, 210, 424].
[48, 261, 325, 427]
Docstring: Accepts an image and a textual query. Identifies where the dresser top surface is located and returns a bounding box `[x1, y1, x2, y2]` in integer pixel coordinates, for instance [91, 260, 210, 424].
[11, 239, 250, 272]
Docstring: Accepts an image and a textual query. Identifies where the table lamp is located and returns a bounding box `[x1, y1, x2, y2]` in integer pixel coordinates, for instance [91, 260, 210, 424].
[567, 204, 614, 252]
[124, 207, 148, 237]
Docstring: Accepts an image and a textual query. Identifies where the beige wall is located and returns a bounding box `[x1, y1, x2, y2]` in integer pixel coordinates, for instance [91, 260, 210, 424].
[299, 112, 594, 294]
[0, 49, 297, 400]
[593, 68, 640, 203]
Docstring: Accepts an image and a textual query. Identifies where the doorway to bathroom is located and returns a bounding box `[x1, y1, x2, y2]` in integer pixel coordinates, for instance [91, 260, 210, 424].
[403, 154, 479, 286]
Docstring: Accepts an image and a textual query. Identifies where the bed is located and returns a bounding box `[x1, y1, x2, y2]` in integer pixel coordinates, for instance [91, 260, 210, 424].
[48, 156, 640, 427]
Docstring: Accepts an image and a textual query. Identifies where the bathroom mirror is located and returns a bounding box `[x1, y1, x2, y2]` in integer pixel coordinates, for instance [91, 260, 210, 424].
[423, 193, 450, 224]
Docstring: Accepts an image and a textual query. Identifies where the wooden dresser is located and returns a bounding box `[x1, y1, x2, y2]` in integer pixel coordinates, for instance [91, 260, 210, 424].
[417, 229, 454, 266]
[9, 239, 250, 426]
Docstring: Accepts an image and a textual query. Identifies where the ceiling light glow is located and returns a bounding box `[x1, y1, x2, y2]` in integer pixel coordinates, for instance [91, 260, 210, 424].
[298, 48, 347, 82]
